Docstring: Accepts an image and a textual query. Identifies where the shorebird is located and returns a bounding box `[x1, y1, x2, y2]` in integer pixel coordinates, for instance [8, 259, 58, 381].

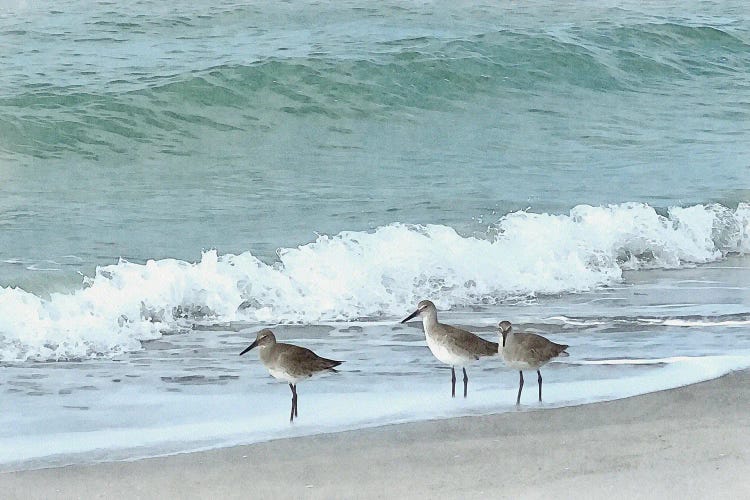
[239, 329, 343, 422]
[498, 320, 568, 405]
[401, 300, 498, 398]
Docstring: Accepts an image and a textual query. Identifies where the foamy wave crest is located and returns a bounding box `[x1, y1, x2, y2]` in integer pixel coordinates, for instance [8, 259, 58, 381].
[0, 202, 747, 361]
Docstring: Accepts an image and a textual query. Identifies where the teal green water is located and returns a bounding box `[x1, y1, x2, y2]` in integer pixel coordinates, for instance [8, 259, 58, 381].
[1, 0, 749, 292]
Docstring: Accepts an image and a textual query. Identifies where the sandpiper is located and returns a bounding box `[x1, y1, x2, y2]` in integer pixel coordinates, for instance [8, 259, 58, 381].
[401, 300, 498, 398]
[239, 329, 343, 422]
[498, 320, 568, 405]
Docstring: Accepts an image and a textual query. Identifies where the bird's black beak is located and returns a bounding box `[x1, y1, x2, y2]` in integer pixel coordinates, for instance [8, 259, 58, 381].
[498, 323, 511, 347]
[239, 340, 258, 356]
[401, 309, 420, 324]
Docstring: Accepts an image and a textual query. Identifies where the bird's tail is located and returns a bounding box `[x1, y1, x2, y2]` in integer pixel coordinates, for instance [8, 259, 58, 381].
[325, 359, 344, 371]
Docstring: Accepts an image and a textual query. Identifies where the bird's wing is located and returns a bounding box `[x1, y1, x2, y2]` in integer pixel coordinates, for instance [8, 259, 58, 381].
[277, 343, 342, 377]
[515, 332, 568, 360]
[440, 324, 499, 358]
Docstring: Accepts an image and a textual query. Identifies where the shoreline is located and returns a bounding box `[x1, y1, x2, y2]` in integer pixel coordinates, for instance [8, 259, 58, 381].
[3, 370, 749, 499]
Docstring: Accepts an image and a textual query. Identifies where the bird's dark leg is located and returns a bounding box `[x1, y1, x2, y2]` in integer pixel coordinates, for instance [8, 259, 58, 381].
[462, 367, 468, 398]
[289, 383, 295, 422]
[293, 384, 298, 417]
[516, 371, 524, 405]
[451, 367, 456, 398]
[537, 370, 543, 402]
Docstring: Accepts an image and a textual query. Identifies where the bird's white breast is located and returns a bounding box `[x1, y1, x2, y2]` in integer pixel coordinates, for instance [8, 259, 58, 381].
[501, 357, 540, 371]
[267, 367, 299, 383]
[425, 333, 471, 366]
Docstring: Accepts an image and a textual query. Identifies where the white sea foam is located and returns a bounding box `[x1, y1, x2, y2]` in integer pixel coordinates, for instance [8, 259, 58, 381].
[549, 315, 750, 328]
[0, 202, 747, 361]
[638, 318, 750, 328]
[545, 316, 607, 326]
[574, 356, 696, 365]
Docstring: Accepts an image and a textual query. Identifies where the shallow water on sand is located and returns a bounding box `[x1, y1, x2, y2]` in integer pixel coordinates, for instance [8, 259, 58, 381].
[2, 256, 749, 471]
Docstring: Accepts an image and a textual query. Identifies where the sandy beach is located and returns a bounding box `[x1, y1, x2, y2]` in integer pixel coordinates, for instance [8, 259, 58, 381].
[3, 369, 748, 499]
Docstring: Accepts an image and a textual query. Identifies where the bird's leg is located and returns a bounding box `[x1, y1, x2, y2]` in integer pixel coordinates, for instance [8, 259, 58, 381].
[516, 371, 524, 405]
[451, 366, 456, 398]
[462, 367, 468, 398]
[289, 383, 295, 422]
[293, 384, 298, 417]
[537, 370, 543, 402]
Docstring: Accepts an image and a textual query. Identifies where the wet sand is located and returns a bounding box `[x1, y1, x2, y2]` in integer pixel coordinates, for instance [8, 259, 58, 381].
[3, 370, 749, 499]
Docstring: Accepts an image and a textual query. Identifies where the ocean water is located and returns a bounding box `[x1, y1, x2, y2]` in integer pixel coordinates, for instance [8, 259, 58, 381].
[1, 0, 749, 470]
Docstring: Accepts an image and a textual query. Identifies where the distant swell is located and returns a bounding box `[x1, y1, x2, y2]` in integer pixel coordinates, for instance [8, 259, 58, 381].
[0, 202, 747, 361]
[2, 22, 749, 159]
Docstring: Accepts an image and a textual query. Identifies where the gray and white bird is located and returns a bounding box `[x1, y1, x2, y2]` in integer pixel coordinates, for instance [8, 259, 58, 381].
[239, 329, 343, 422]
[498, 320, 568, 405]
[401, 300, 498, 398]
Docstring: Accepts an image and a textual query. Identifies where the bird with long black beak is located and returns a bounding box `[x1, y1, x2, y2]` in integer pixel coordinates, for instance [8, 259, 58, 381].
[239, 329, 343, 422]
[401, 300, 498, 398]
[497, 320, 568, 405]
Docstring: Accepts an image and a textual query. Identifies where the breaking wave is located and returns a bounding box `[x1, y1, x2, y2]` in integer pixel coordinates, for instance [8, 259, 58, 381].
[0, 202, 747, 361]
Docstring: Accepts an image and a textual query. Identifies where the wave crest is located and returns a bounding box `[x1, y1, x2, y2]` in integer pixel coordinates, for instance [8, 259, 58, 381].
[0, 202, 747, 361]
